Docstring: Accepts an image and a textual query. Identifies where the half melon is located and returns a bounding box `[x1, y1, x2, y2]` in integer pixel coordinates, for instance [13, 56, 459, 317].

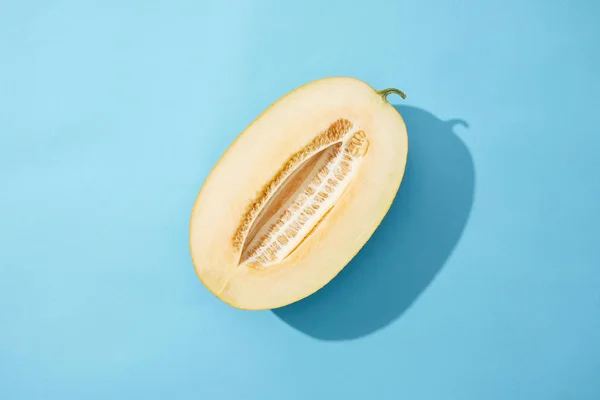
[190, 77, 408, 310]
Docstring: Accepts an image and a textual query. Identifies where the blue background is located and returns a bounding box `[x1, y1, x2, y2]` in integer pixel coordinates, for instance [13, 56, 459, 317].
[1, 0, 599, 398]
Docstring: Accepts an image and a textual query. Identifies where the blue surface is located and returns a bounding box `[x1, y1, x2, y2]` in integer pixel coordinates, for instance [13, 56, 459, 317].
[1, 0, 599, 398]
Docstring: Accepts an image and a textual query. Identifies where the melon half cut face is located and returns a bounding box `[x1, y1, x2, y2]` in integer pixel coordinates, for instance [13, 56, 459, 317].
[190, 77, 408, 310]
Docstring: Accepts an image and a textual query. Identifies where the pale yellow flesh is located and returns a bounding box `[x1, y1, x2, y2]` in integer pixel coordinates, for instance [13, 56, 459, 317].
[190, 77, 408, 310]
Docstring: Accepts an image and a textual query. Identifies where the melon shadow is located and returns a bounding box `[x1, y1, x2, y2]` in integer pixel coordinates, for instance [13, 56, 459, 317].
[273, 105, 475, 341]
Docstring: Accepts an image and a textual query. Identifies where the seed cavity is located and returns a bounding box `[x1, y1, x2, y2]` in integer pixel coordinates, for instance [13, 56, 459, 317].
[234, 119, 370, 268]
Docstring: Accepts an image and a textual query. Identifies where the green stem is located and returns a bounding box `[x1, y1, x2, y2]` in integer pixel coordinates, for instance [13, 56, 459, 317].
[377, 88, 407, 102]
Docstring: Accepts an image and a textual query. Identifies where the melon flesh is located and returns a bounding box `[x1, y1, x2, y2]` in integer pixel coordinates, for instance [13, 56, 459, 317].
[190, 77, 408, 310]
